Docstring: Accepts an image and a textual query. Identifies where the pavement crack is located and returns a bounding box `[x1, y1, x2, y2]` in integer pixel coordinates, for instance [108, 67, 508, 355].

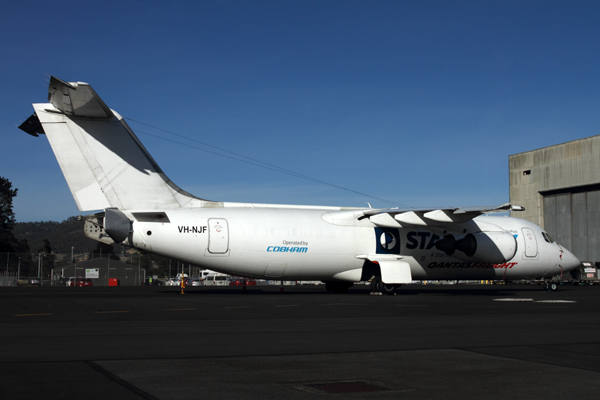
[84, 360, 159, 400]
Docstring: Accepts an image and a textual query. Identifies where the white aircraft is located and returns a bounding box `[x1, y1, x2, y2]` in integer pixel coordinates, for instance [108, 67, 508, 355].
[20, 77, 580, 293]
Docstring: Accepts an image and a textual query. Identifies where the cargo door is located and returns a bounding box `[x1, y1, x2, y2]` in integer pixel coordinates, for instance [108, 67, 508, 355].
[522, 227, 538, 258]
[208, 218, 229, 254]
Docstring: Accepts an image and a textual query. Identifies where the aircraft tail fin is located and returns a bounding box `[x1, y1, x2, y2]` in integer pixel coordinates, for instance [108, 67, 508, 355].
[20, 77, 206, 211]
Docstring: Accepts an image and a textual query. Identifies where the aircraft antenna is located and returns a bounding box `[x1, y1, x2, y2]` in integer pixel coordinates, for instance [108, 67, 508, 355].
[126, 118, 412, 208]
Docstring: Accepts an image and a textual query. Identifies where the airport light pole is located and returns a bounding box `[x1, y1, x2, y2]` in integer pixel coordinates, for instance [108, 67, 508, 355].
[71, 246, 75, 285]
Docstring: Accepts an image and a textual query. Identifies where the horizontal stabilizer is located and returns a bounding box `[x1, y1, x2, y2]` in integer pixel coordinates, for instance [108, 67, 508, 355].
[18, 113, 44, 136]
[47, 76, 113, 118]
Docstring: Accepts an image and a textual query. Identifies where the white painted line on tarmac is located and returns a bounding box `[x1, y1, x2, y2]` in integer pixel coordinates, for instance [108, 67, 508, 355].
[492, 298, 577, 303]
[535, 300, 577, 303]
[493, 298, 534, 302]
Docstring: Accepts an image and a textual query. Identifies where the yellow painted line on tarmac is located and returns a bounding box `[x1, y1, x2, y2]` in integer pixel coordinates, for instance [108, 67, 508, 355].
[166, 308, 196, 311]
[95, 311, 130, 314]
[14, 313, 54, 317]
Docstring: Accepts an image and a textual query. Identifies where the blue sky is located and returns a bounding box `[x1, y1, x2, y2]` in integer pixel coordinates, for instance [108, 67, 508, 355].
[2, 0, 599, 222]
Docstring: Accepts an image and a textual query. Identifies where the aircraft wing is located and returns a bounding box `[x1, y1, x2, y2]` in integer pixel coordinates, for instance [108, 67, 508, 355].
[361, 203, 524, 229]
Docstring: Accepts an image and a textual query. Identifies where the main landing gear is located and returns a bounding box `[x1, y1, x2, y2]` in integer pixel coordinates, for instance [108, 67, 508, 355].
[370, 277, 400, 295]
[542, 281, 558, 292]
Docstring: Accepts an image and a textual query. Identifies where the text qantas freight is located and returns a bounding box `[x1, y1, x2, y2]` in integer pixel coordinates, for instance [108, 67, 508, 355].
[428, 261, 518, 269]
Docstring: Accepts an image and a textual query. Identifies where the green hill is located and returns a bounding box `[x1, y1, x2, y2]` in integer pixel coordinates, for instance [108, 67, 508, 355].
[13, 217, 124, 255]
[11, 218, 182, 278]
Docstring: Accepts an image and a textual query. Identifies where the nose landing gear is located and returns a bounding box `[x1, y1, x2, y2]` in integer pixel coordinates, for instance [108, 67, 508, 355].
[542, 281, 558, 292]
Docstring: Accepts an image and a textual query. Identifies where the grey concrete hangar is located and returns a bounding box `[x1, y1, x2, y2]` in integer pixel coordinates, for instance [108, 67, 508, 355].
[509, 135, 600, 264]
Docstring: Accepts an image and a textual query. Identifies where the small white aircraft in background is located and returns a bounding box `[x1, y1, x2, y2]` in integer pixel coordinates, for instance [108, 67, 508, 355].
[19, 77, 580, 293]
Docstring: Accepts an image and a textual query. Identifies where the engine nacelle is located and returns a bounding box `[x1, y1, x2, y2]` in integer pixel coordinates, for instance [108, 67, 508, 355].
[104, 208, 132, 244]
[435, 231, 517, 264]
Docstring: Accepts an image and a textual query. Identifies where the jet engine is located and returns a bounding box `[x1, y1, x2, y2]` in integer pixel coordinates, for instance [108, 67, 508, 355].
[435, 231, 517, 264]
[103, 208, 132, 244]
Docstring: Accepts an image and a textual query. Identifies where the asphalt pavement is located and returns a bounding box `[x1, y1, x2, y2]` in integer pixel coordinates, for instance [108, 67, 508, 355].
[1, 283, 599, 399]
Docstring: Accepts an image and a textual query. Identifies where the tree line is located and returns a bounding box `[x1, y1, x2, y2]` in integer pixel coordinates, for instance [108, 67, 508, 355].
[1, 176, 181, 279]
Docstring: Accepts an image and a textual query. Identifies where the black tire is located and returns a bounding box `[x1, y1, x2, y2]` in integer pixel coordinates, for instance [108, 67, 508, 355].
[381, 283, 398, 295]
[550, 282, 558, 291]
[370, 277, 382, 293]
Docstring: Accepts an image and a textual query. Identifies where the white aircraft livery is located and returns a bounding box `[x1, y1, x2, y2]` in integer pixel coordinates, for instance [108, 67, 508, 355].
[19, 77, 581, 293]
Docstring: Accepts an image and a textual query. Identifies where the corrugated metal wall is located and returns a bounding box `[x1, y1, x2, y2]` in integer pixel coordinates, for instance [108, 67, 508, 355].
[544, 190, 600, 262]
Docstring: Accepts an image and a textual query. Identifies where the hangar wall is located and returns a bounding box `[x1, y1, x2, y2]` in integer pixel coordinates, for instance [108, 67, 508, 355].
[509, 135, 600, 262]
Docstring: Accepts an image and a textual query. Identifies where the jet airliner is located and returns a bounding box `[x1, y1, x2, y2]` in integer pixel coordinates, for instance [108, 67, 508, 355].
[19, 77, 580, 293]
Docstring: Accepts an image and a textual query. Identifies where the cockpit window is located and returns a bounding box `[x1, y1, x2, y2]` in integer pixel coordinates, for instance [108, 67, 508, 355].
[542, 232, 554, 243]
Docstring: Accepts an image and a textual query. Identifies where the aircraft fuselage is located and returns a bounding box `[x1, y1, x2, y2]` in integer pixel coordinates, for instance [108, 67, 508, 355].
[115, 206, 576, 282]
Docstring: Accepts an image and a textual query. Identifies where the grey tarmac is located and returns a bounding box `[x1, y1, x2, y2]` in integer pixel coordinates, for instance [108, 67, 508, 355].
[1, 283, 599, 399]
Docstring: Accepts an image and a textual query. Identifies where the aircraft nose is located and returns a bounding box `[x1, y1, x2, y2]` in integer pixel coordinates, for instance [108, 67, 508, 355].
[560, 246, 580, 271]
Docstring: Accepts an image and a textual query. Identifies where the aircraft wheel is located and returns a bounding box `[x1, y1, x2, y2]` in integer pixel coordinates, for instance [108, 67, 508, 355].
[381, 283, 398, 295]
[370, 277, 382, 293]
[550, 282, 558, 291]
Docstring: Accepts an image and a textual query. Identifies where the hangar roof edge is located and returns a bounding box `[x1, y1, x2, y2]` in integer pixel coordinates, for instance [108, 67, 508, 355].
[509, 134, 600, 158]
